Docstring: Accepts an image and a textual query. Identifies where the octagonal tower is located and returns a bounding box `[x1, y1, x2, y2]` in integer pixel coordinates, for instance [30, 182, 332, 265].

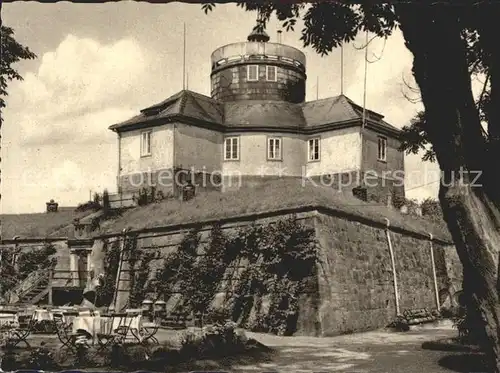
[210, 29, 307, 103]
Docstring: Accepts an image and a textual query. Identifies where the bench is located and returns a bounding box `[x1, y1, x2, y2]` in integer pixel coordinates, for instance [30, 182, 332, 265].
[160, 311, 204, 329]
[402, 308, 439, 325]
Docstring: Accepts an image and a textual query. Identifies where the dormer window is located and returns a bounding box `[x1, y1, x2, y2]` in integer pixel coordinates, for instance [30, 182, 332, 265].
[247, 65, 258, 81]
[141, 131, 152, 157]
[266, 66, 277, 81]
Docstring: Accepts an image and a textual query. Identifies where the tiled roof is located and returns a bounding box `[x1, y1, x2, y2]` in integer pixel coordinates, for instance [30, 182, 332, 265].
[224, 101, 306, 129]
[109, 90, 401, 134]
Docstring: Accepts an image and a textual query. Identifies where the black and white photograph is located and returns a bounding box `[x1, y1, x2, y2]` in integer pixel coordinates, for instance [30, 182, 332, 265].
[0, 1, 497, 372]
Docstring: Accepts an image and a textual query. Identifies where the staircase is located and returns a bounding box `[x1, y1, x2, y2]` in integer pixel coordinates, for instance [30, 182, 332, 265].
[5, 268, 52, 306]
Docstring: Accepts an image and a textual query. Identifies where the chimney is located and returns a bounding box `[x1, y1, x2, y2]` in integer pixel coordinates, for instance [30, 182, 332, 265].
[352, 186, 367, 202]
[46, 199, 58, 213]
[277, 30, 282, 43]
[182, 180, 196, 201]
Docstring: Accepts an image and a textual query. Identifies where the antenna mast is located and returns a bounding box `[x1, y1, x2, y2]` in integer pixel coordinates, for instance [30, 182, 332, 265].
[183, 22, 186, 90]
[362, 30, 368, 129]
[316, 76, 319, 100]
[340, 43, 344, 95]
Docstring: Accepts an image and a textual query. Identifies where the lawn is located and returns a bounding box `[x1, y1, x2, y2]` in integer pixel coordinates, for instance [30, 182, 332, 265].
[101, 178, 451, 242]
[1, 207, 94, 239]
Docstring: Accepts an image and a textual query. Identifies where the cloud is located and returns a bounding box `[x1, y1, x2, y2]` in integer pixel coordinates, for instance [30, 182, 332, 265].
[49, 160, 86, 193]
[16, 35, 150, 145]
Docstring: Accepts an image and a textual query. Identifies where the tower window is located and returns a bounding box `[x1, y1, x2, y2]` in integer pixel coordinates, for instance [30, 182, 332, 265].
[141, 130, 152, 157]
[308, 138, 320, 161]
[247, 65, 258, 81]
[378, 136, 387, 161]
[224, 137, 239, 160]
[267, 137, 282, 160]
[266, 66, 277, 81]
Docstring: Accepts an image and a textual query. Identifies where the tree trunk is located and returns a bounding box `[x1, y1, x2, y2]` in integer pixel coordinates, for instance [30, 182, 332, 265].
[396, 4, 500, 371]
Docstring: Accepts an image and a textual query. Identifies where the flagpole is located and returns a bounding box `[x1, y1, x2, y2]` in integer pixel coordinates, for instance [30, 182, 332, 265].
[362, 30, 368, 129]
[359, 30, 369, 187]
[183, 22, 186, 90]
[316, 76, 319, 100]
[340, 44, 344, 95]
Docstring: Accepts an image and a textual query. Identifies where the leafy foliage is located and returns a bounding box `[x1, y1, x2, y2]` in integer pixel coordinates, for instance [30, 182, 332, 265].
[17, 244, 57, 280]
[0, 24, 37, 124]
[75, 200, 102, 213]
[205, 3, 397, 56]
[0, 243, 57, 298]
[150, 217, 319, 335]
[102, 189, 111, 212]
[26, 343, 58, 371]
[95, 240, 121, 307]
[128, 237, 158, 308]
[420, 197, 443, 221]
[178, 321, 248, 358]
[134, 187, 165, 206]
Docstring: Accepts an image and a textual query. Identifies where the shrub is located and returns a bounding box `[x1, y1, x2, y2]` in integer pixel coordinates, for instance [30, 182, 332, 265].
[75, 200, 101, 212]
[26, 343, 58, 371]
[102, 189, 111, 212]
[1, 343, 18, 371]
[179, 322, 248, 358]
[440, 306, 460, 319]
[387, 315, 410, 332]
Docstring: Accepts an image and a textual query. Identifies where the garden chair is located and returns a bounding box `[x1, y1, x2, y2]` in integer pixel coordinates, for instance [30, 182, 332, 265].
[11, 314, 35, 348]
[96, 313, 131, 352]
[127, 309, 160, 346]
[53, 312, 78, 353]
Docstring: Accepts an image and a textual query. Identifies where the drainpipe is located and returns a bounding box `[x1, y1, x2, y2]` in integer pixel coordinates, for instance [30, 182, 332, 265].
[111, 227, 130, 312]
[173, 123, 177, 198]
[384, 218, 400, 316]
[428, 233, 441, 312]
[117, 131, 122, 197]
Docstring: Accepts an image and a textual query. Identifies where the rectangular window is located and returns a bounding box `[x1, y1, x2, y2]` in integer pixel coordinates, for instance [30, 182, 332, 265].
[141, 131, 152, 157]
[266, 65, 277, 81]
[267, 137, 282, 160]
[247, 65, 258, 81]
[224, 137, 239, 160]
[308, 138, 320, 161]
[378, 136, 387, 161]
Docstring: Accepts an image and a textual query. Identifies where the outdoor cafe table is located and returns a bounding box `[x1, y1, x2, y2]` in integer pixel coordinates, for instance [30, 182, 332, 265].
[0, 309, 34, 347]
[72, 311, 142, 346]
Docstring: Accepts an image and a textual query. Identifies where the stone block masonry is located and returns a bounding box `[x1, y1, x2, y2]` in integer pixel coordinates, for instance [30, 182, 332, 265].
[104, 207, 462, 336]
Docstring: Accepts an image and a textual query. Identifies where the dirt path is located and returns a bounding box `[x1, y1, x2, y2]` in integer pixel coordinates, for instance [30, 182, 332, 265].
[227, 322, 466, 373]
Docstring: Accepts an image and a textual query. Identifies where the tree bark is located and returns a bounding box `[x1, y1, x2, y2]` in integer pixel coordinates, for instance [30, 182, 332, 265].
[396, 4, 500, 371]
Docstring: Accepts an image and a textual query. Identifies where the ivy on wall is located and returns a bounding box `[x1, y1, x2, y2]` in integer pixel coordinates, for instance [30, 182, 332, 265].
[97, 216, 318, 334]
[152, 216, 318, 335]
[95, 240, 120, 307]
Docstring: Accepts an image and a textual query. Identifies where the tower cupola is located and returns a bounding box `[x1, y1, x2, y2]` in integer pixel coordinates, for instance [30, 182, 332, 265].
[210, 28, 307, 103]
[247, 28, 270, 43]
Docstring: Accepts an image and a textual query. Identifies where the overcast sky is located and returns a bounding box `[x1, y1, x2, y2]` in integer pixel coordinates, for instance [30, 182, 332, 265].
[2, 2, 460, 213]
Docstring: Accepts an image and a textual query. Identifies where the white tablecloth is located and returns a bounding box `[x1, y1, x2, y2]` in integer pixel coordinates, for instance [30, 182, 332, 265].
[32, 309, 53, 322]
[72, 314, 142, 342]
[0, 313, 18, 328]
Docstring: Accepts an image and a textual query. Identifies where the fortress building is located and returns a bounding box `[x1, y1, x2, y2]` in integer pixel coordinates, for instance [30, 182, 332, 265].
[109, 29, 404, 204]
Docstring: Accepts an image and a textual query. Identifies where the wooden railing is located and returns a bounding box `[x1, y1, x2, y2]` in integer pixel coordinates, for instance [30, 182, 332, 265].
[5, 269, 49, 304]
[4, 268, 91, 304]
